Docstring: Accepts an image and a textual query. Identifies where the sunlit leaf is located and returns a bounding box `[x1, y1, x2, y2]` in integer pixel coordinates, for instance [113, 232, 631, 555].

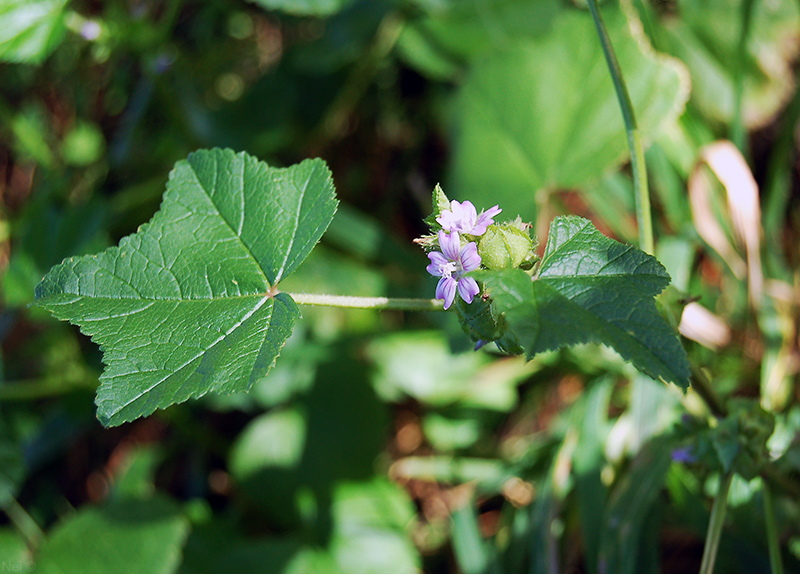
[475, 216, 691, 390]
[35, 149, 338, 426]
[0, 0, 69, 64]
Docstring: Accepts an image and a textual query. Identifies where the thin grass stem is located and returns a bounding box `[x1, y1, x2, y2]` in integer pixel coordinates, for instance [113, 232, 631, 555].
[699, 472, 733, 574]
[585, 0, 653, 254]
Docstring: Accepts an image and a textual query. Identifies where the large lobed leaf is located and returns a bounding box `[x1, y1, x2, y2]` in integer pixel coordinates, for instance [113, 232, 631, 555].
[475, 217, 691, 390]
[35, 149, 338, 426]
[449, 3, 688, 220]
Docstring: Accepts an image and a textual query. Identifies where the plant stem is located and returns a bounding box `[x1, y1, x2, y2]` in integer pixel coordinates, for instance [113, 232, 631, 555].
[731, 0, 755, 155]
[586, 0, 653, 254]
[763, 481, 785, 574]
[287, 293, 444, 311]
[690, 365, 728, 418]
[4, 497, 44, 550]
[313, 12, 405, 144]
[699, 472, 733, 574]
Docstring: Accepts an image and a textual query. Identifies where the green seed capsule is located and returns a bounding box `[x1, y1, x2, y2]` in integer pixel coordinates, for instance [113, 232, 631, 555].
[477, 224, 535, 270]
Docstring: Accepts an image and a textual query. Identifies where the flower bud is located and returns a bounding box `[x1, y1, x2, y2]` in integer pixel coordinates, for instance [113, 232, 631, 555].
[477, 223, 535, 270]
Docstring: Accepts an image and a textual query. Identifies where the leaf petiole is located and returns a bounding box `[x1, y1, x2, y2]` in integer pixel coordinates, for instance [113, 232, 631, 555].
[286, 293, 444, 311]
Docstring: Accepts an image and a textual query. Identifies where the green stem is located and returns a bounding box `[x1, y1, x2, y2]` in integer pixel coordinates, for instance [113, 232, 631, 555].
[586, 0, 653, 254]
[731, 0, 756, 155]
[763, 481, 785, 574]
[4, 497, 44, 550]
[287, 293, 444, 311]
[690, 365, 728, 418]
[699, 472, 733, 574]
[313, 12, 405, 143]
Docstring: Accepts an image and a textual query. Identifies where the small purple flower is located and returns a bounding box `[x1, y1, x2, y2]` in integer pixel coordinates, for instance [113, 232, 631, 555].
[426, 231, 481, 309]
[671, 446, 697, 463]
[436, 200, 502, 236]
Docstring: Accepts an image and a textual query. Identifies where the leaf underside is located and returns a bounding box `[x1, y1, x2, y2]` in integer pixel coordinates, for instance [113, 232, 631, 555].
[476, 216, 691, 390]
[35, 149, 338, 426]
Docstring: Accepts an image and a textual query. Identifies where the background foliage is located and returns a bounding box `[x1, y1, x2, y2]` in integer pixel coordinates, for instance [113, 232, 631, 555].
[1, 0, 799, 573]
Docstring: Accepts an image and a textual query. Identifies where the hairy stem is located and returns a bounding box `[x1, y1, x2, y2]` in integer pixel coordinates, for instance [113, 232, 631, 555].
[699, 472, 733, 574]
[586, 0, 653, 254]
[287, 293, 444, 311]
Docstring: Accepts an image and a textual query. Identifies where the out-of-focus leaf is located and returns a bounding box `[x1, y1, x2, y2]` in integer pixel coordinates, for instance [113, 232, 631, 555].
[181, 478, 419, 574]
[475, 217, 691, 390]
[247, 0, 355, 17]
[230, 352, 388, 525]
[451, 502, 497, 574]
[112, 445, 163, 499]
[366, 330, 534, 410]
[398, 0, 562, 78]
[35, 496, 190, 574]
[0, 0, 69, 64]
[391, 456, 516, 493]
[3, 195, 108, 309]
[61, 121, 106, 166]
[597, 437, 673, 574]
[329, 478, 420, 574]
[644, 0, 800, 129]
[0, 529, 30, 566]
[10, 104, 56, 167]
[571, 378, 614, 574]
[35, 149, 338, 426]
[422, 412, 483, 451]
[449, 3, 688, 220]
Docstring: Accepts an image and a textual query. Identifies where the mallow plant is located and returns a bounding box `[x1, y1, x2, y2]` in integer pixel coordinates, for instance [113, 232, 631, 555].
[28, 1, 779, 572]
[33, 147, 691, 428]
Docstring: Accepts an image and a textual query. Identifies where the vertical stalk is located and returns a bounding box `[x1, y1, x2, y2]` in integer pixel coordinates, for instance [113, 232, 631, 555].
[763, 482, 785, 574]
[699, 472, 733, 574]
[731, 0, 756, 155]
[5, 497, 44, 550]
[585, 0, 654, 254]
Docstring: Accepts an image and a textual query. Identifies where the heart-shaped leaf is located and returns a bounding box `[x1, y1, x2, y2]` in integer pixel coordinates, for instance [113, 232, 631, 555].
[449, 4, 688, 220]
[475, 216, 691, 390]
[35, 149, 338, 426]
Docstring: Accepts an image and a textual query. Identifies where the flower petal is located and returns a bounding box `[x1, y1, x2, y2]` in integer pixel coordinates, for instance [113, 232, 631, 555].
[457, 276, 480, 304]
[460, 242, 481, 272]
[426, 251, 448, 276]
[439, 230, 461, 261]
[471, 205, 502, 235]
[436, 276, 457, 309]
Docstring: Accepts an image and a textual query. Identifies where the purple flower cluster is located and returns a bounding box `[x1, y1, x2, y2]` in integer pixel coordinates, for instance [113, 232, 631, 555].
[426, 200, 501, 309]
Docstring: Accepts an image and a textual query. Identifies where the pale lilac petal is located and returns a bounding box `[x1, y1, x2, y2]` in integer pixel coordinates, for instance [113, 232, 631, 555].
[436, 277, 457, 309]
[439, 230, 461, 261]
[460, 242, 481, 272]
[426, 251, 448, 276]
[470, 205, 502, 235]
[460, 201, 477, 228]
[436, 210, 458, 230]
[457, 276, 479, 304]
[437, 200, 480, 234]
